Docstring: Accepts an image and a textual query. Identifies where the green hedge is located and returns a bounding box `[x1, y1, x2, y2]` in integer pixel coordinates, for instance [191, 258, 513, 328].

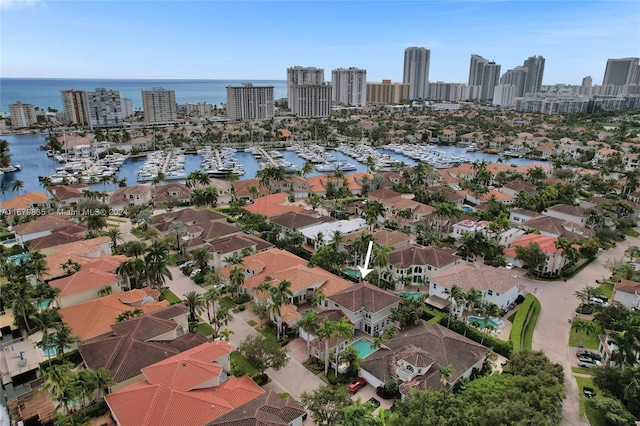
[437, 317, 512, 358]
[510, 294, 540, 351]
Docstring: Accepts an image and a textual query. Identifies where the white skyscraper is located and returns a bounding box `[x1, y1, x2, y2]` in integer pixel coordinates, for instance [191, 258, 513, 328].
[226, 83, 274, 122]
[287, 66, 332, 117]
[331, 67, 366, 107]
[9, 101, 38, 128]
[522, 55, 545, 95]
[86, 88, 124, 129]
[403, 47, 430, 100]
[142, 88, 177, 123]
[603, 57, 639, 86]
[468, 55, 501, 101]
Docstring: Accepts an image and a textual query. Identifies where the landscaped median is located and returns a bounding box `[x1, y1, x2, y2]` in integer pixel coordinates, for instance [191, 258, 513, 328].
[509, 294, 541, 351]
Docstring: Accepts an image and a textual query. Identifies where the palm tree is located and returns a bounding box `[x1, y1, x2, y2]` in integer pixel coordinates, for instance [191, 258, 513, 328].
[50, 323, 79, 361]
[184, 290, 205, 324]
[464, 288, 483, 315]
[0, 181, 10, 200]
[372, 245, 392, 288]
[297, 310, 318, 357]
[192, 247, 211, 271]
[316, 318, 336, 376]
[571, 319, 596, 347]
[438, 364, 454, 387]
[443, 285, 465, 328]
[6, 280, 35, 331]
[609, 331, 640, 368]
[202, 286, 221, 325]
[93, 368, 114, 400]
[300, 161, 314, 178]
[41, 363, 74, 415]
[433, 202, 461, 236]
[30, 308, 57, 366]
[167, 220, 186, 253]
[477, 301, 500, 345]
[105, 227, 123, 250]
[269, 279, 294, 339]
[332, 316, 354, 378]
[10, 179, 24, 194]
[229, 266, 246, 297]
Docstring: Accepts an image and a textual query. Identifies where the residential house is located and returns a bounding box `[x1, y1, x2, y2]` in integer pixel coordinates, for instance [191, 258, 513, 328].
[0, 192, 50, 214]
[387, 245, 460, 289]
[205, 391, 306, 426]
[509, 208, 542, 225]
[324, 282, 401, 337]
[598, 329, 640, 366]
[341, 229, 413, 264]
[429, 263, 522, 311]
[78, 304, 208, 390]
[151, 182, 191, 207]
[27, 224, 87, 251]
[105, 341, 266, 426]
[299, 218, 367, 250]
[543, 204, 588, 227]
[58, 288, 169, 342]
[47, 184, 89, 207]
[49, 255, 127, 308]
[359, 321, 487, 394]
[269, 211, 335, 234]
[232, 178, 269, 202]
[452, 219, 490, 240]
[424, 186, 465, 206]
[109, 185, 152, 211]
[208, 178, 234, 205]
[267, 175, 309, 199]
[243, 193, 305, 217]
[612, 280, 640, 311]
[40, 236, 113, 279]
[504, 233, 572, 277]
[207, 234, 274, 270]
[439, 129, 456, 144]
[500, 180, 537, 198]
[12, 215, 78, 244]
[522, 215, 594, 242]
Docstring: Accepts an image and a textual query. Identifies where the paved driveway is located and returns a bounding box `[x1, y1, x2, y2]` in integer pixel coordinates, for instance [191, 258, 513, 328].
[531, 235, 640, 425]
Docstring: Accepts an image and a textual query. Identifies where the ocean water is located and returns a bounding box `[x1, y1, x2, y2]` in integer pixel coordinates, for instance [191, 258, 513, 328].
[0, 78, 288, 114]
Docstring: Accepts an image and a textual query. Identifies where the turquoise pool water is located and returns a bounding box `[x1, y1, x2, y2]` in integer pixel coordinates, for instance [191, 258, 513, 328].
[350, 338, 378, 358]
[8, 253, 30, 264]
[397, 292, 424, 300]
[1, 238, 17, 246]
[466, 316, 504, 329]
[34, 298, 52, 310]
[344, 268, 361, 278]
[461, 205, 473, 212]
[40, 346, 57, 357]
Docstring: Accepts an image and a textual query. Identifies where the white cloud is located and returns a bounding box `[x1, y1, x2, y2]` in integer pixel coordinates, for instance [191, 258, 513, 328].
[0, 0, 42, 9]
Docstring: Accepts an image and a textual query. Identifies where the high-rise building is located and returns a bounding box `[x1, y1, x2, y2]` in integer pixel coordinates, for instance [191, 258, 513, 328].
[86, 88, 124, 128]
[522, 55, 545, 95]
[366, 80, 410, 105]
[582, 76, 593, 87]
[142, 88, 177, 123]
[286, 67, 332, 117]
[287, 67, 325, 106]
[403, 47, 430, 100]
[121, 98, 134, 120]
[427, 82, 470, 102]
[9, 101, 38, 128]
[331, 67, 366, 107]
[61, 89, 89, 126]
[500, 66, 528, 97]
[602, 57, 640, 86]
[468, 55, 501, 101]
[226, 83, 274, 122]
[492, 85, 517, 107]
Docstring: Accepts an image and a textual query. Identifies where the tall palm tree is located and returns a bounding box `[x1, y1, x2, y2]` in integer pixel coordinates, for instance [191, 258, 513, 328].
[269, 279, 294, 339]
[93, 368, 115, 400]
[202, 286, 221, 325]
[297, 310, 318, 357]
[167, 220, 186, 253]
[183, 290, 204, 324]
[477, 301, 500, 345]
[609, 331, 640, 368]
[105, 227, 123, 251]
[316, 318, 336, 376]
[229, 266, 246, 297]
[30, 308, 57, 366]
[192, 247, 211, 271]
[332, 317, 354, 378]
[50, 323, 79, 361]
[443, 284, 465, 328]
[372, 245, 392, 288]
[10, 179, 24, 194]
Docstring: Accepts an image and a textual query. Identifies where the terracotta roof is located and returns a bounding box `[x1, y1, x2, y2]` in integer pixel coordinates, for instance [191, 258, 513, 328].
[106, 342, 264, 426]
[1, 192, 49, 211]
[151, 207, 226, 226]
[59, 288, 169, 341]
[503, 180, 537, 193]
[360, 321, 487, 392]
[182, 221, 242, 247]
[80, 255, 129, 273]
[13, 215, 75, 235]
[232, 179, 270, 198]
[504, 233, 562, 257]
[389, 244, 460, 269]
[47, 184, 89, 200]
[28, 230, 85, 251]
[243, 193, 304, 217]
[152, 183, 191, 202]
[79, 305, 209, 383]
[206, 390, 305, 426]
[49, 268, 121, 297]
[368, 189, 403, 201]
[269, 211, 333, 231]
[544, 204, 588, 218]
[40, 236, 112, 278]
[615, 279, 640, 295]
[327, 282, 400, 313]
[430, 263, 521, 294]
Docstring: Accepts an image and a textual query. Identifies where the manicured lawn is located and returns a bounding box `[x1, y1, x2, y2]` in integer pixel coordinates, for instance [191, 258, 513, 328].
[258, 325, 280, 346]
[247, 320, 257, 327]
[569, 320, 602, 349]
[510, 294, 541, 351]
[597, 282, 614, 299]
[571, 366, 594, 375]
[421, 306, 446, 324]
[197, 322, 214, 336]
[162, 290, 182, 304]
[219, 296, 235, 310]
[230, 351, 259, 376]
[574, 376, 601, 417]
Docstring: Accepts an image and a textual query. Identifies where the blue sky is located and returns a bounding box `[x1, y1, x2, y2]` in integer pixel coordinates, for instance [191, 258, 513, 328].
[1, 1, 638, 84]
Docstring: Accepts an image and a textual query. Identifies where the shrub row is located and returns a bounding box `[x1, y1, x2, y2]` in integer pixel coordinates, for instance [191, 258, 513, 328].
[510, 295, 535, 352]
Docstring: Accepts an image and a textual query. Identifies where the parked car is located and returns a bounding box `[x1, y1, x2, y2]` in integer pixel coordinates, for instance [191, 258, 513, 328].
[506, 263, 515, 269]
[190, 268, 202, 278]
[348, 377, 367, 394]
[576, 349, 602, 362]
[180, 260, 196, 269]
[583, 387, 596, 398]
[589, 297, 609, 307]
[577, 356, 601, 368]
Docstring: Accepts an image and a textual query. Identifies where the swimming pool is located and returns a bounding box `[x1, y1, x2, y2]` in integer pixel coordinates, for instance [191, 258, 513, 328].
[344, 268, 361, 278]
[34, 298, 52, 310]
[466, 316, 504, 329]
[8, 253, 30, 265]
[397, 292, 424, 300]
[349, 338, 378, 358]
[1, 238, 17, 246]
[461, 205, 473, 212]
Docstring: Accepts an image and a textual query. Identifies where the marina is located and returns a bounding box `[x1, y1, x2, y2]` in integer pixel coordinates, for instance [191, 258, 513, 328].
[0, 133, 548, 199]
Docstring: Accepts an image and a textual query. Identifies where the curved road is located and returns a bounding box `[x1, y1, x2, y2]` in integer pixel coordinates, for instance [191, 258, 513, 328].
[531, 234, 639, 425]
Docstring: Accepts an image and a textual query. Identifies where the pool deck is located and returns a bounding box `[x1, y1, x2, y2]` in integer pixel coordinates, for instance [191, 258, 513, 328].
[463, 313, 512, 342]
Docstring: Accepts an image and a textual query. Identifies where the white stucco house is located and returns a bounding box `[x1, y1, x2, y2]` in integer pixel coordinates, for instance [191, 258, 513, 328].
[612, 280, 640, 311]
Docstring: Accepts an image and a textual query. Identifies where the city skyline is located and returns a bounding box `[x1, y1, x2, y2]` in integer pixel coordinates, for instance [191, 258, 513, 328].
[1, 1, 638, 85]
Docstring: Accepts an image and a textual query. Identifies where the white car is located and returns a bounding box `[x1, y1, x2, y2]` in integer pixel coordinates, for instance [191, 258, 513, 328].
[180, 260, 196, 269]
[589, 297, 609, 307]
[190, 268, 202, 278]
[506, 263, 515, 269]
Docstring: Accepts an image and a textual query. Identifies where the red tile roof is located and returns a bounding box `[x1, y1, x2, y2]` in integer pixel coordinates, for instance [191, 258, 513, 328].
[243, 193, 304, 217]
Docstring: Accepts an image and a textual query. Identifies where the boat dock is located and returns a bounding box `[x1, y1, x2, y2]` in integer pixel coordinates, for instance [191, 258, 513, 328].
[257, 148, 278, 166]
[159, 150, 174, 174]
